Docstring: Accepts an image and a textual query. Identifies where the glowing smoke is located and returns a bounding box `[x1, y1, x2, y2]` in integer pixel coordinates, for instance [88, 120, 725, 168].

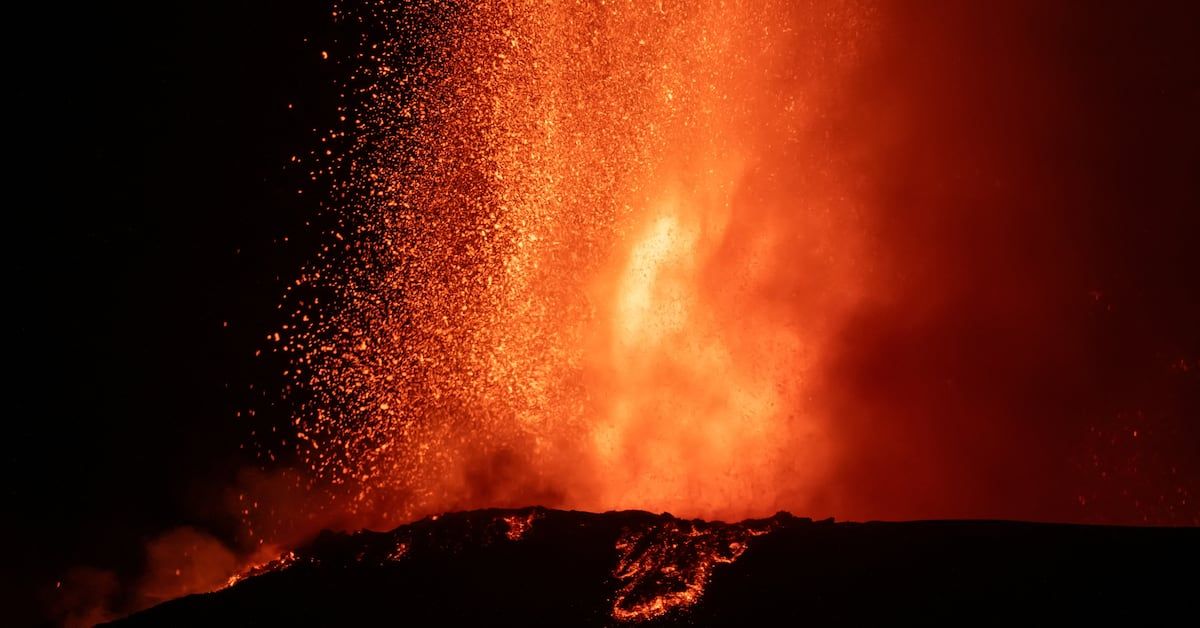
[267, 0, 1197, 528]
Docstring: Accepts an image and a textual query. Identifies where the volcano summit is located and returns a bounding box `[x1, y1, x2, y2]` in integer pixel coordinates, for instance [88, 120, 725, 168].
[110, 507, 1197, 626]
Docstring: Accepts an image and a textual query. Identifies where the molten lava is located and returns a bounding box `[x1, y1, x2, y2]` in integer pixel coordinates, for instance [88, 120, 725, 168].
[219, 508, 787, 624]
[244, 1, 1200, 606]
[611, 516, 778, 621]
[112, 508, 1199, 627]
[43, 2, 1200, 625]
[274, 0, 877, 531]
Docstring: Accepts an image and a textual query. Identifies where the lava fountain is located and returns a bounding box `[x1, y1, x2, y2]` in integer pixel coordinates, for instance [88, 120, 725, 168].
[279, 0, 876, 528]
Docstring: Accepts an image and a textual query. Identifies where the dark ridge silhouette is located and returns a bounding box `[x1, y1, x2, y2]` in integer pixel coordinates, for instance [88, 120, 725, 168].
[109, 507, 1198, 626]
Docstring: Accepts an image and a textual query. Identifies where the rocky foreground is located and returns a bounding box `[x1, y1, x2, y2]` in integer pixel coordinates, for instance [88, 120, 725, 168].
[110, 507, 1197, 626]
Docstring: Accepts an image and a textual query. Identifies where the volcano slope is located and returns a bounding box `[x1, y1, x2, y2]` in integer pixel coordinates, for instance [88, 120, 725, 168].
[110, 507, 1197, 626]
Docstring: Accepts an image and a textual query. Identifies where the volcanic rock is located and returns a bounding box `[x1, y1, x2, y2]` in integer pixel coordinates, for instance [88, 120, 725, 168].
[109, 507, 1198, 626]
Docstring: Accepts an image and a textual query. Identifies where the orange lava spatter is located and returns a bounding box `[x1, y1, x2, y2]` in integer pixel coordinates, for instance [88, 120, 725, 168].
[611, 516, 778, 621]
[277, 0, 875, 532]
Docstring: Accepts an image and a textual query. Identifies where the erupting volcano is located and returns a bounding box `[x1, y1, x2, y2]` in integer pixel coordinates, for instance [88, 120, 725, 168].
[22, 0, 1199, 625]
[110, 508, 1198, 626]
[269, 0, 877, 528]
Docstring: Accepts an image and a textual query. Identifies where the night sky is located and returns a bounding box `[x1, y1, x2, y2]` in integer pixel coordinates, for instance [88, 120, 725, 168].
[5, 2, 1198, 625]
[7, 3, 336, 623]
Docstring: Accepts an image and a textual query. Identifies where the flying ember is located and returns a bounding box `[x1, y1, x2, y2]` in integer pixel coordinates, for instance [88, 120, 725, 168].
[276, 0, 876, 528]
[31, 2, 1200, 626]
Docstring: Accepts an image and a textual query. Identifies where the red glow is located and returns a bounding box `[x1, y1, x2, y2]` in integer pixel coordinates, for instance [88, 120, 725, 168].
[46, 3, 1199, 625]
[251, 0, 1200, 534]
[272, 0, 879, 531]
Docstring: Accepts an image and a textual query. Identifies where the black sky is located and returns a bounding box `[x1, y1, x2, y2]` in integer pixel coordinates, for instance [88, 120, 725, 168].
[6, 2, 335, 623]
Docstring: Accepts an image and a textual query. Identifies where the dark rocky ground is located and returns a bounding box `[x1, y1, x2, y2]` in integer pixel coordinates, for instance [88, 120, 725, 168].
[110, 507, 1198, 626]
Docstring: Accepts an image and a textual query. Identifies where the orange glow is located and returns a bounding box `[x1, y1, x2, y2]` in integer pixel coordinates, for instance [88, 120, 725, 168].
[223, 550, 298, 589]
[47, 3, 1200, 625]
[611, 517, 777, 621]
[502, 511, 539, 541]
[274, 0, 878, 527]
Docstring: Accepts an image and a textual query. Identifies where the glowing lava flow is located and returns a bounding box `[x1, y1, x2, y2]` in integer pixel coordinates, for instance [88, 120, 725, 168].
[611, 516, 779, 621]
[275, 0, 875, 539]
[219, 508, 787, 623]
[222, 551, 300, 590]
